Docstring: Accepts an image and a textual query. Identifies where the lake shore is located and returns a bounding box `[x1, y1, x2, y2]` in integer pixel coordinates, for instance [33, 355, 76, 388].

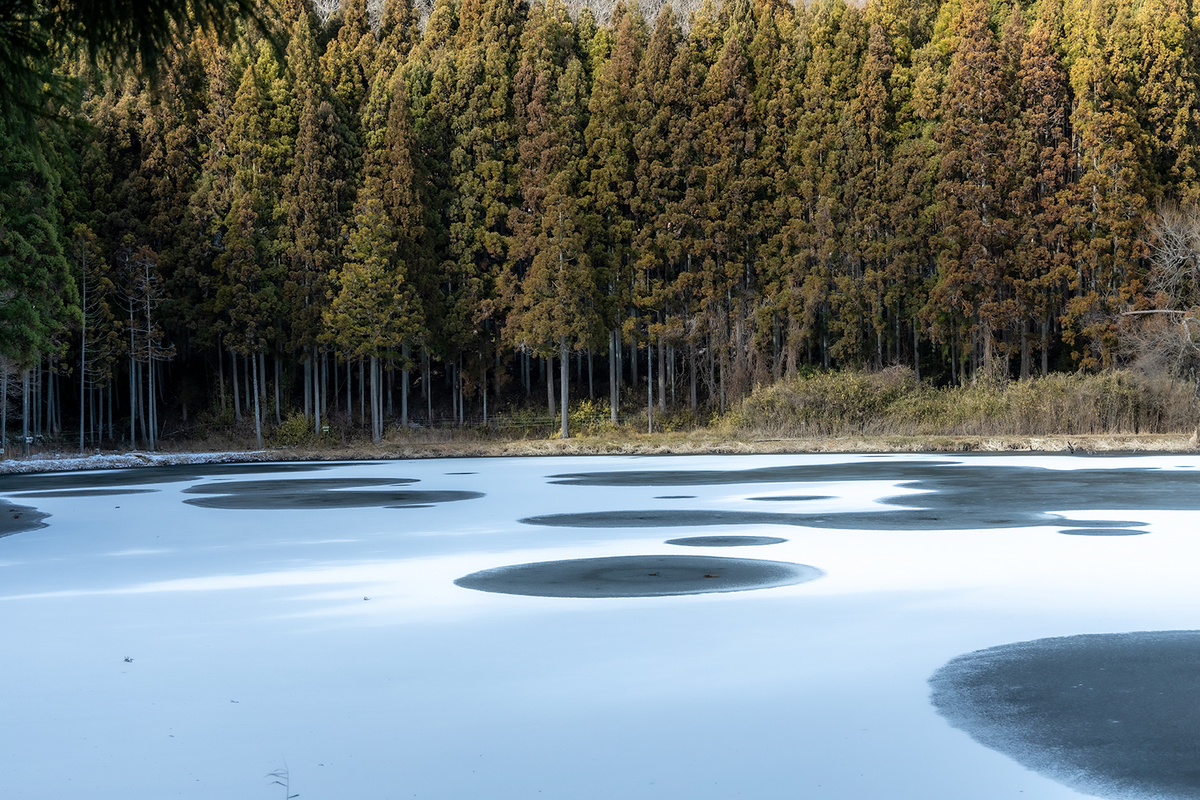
[1, 431, 1195, 474]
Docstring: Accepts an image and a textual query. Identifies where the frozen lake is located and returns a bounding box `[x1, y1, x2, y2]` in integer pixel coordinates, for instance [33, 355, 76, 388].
[2, 452, 1199, 799]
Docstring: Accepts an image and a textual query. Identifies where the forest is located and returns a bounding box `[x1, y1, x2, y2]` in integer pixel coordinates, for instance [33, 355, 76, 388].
[2, 0, 1199, 449]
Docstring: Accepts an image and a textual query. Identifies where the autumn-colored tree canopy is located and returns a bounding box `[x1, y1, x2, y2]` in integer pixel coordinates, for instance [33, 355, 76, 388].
[3, 0, 1200, 443]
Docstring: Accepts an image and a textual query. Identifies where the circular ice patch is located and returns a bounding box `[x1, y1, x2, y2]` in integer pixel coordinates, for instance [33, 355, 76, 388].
[931, 631, 1200, 799]
[1058, 528, 1148, 536]
[664, 535, 787, 547]
[749, 495, 830, 502]
[454, 555, 822, 598]
[182, 478, 482, 509]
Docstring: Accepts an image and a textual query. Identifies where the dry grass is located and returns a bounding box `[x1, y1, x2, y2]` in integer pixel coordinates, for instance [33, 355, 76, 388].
[17, 368, 1200, 471]
[722, 368, 1197, 440]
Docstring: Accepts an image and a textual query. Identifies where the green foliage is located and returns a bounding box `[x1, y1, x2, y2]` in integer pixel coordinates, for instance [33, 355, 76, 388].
[567, 399, 613, 435]
[13, 0, 1200, 445]
[273, 410, 315, 446]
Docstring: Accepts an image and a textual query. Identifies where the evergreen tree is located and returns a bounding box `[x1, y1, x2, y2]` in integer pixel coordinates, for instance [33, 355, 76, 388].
[1061, 0, 1149, 368]
[929, 0, 1018, 377]
[504, 36, 597, 438]
[587, 2, 648, 418]
[1011, 0, 1074, 376]
[0, 117, 80, 370]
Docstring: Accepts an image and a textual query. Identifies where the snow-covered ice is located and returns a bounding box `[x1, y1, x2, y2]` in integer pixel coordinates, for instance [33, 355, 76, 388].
[2, 452, 1199, 799]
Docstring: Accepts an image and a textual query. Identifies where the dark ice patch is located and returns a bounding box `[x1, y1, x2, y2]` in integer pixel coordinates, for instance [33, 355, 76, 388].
[454, 555, 822, 598]
[655, 495, 696, 499]
[665, 536, 787, 547]
[183, 478, 482, 509]
[0, 501, 49, 537]
[1058, 527, 1148, 536]
[548, 461, 959, 487]
[0, 462, 351, 492]
[539, 459, 1192, 532]
[930, 631, 1200, 799]
[750, 495, 831, 502]
[8, 488, 159, 498]
[521, 509, 1143, 532]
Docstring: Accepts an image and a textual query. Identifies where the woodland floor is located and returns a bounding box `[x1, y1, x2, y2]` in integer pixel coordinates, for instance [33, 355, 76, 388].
[2, 430, 1197, 474]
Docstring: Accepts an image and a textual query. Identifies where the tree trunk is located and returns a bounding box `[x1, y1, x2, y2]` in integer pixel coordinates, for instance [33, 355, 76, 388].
[231, 348, 241, 423]
[251, 352, 262, 449]
[912, 318, 920, 382]
[370, 354, 381, 443]
[218, 343, 226, 411]
[547, 355, 555, 420]
[423, 349, 431, 423]
[657, 334, 666, 415]
[1041, 316, 1050, 377]
[321, 350, 328, 421]
[304, 349, 312, 420]
[243, 354, 251, 419]
[401, 344, 409, 427]
[274, 355, 282, 425]
[33, 362, 40, 440]
[22, 369, 31, 457]
[481, 359, 488, 425]
[689, 341, 697, 414]
[647, 338, 654, 433]
[314, 350, 322, 437]
[137, 360, 148, 445]
[609, 329, 619, 425]
[386, 361, 393, 417]
[560, 337, 569, 440]
[630, 327, 638, 389]
[148, 356, 157, 450]
[258, 352, 267, 406]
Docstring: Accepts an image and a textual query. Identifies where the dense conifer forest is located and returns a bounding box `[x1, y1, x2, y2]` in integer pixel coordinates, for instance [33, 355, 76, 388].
[3, 0, 1200, 448]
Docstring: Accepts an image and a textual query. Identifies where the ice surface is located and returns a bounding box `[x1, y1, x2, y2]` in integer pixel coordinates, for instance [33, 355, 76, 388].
[2, 452, 1200, 799]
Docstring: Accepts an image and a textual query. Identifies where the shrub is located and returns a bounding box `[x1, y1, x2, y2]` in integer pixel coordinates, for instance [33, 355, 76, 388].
[273, 411, 314, 447]
[723, 368, 1195, 438]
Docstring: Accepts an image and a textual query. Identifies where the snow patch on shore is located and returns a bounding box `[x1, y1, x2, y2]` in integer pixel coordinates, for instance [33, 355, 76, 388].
[0, 450, 268, 475]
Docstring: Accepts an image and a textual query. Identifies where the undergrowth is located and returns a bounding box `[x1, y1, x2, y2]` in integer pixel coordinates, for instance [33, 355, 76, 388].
[721, 367, 1196, 438]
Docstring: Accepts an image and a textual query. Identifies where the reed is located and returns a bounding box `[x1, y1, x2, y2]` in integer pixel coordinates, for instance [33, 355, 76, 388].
[722, 368, 1197, 439]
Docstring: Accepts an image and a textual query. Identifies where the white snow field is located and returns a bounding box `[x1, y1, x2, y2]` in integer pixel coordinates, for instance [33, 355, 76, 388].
[2, 452, 1200, 799]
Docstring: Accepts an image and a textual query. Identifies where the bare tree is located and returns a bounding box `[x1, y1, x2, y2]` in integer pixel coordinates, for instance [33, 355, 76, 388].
[1125, 203, 1200, 439]
[311, 0, 341, 25]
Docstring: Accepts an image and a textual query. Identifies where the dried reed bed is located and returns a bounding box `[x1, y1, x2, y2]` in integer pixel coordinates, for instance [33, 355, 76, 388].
[721, 368, 1198, 440]
[20, 369, 1198, 473]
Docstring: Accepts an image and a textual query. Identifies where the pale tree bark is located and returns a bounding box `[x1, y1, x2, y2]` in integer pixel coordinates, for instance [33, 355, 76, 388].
[251, 351, 262, 450]
[560, 337, 569, 440]
[370, 355, 381, 443]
